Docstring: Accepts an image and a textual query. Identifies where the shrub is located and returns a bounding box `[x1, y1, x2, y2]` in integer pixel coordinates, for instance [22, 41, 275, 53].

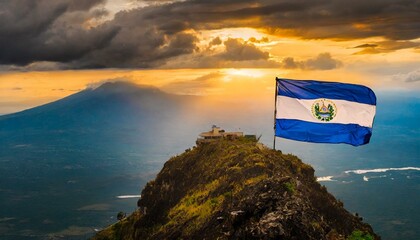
[117, 212, 126, 221]
[347, 230, 374, 240]
[283, 182, 295, 194]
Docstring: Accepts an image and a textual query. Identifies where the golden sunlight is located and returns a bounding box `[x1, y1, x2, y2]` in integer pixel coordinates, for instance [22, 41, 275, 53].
[224, 69, 265, 78]
[204, 28, 268, 42]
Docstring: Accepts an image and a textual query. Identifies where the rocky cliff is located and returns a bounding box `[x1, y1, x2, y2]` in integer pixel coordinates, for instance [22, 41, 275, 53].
[93, 138, 379, 240]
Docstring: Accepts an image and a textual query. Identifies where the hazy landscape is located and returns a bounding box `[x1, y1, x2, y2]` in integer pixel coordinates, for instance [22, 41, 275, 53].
[0, 82, 418, 239]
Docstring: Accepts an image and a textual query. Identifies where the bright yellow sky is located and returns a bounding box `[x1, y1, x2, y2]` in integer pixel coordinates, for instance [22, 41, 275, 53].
[1, 64, 416, 115]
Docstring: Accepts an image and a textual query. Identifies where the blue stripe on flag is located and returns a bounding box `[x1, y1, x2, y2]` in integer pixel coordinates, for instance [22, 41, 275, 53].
[275, 119, 372, 146]
[277, 78, 376, 105]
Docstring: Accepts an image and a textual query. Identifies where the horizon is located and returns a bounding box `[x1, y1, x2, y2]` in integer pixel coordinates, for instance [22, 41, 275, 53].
[0, 69, 419, 115]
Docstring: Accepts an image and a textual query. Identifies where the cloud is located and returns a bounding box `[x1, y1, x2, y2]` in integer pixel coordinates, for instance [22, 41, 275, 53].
[0, 0, 199, 69]
[354, 44, 378, 48]
[392, 69, 420, 83]
[305, 53, 343, 70]
[209, 37, 222, 46]
[138, 0, 420, 41]
[0, 0, 117, 66]
[353, 41, 420, 54]
[85, 78, 131, 89]
[248, 37, 270, 43]
[164, 38, 280, 68]
[281, 53, 342, 70]
[0, 0, 419, 69]
[162, 72, 224, 95]
[5, 61, 69, 71]
[259, 0, 420, 41]
[218, 38, 269, 61]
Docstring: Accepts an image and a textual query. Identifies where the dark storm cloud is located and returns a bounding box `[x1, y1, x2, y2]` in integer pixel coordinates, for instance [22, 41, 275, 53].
[0, 0, 115, 66]
[137, 0, 420, 40]
[0, 0, 200, 68]
[163, 38, 279, 68]
[281, 53, 342, 70]
[71, 28, 198, 68]
[261, 0, 420, 41]
[0, 0, 104, 37]
[1, 0, 419, 69]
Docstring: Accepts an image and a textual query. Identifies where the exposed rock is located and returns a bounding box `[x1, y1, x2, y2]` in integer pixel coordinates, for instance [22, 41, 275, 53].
[93, 138, 379, 240]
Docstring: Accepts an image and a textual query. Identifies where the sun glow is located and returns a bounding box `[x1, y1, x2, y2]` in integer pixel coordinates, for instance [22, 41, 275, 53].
[224, 69, 265, 78]
[203, 28, 268, 41]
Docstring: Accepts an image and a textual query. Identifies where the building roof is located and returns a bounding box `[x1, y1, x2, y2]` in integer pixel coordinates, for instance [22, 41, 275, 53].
[199, 132, 223, 137]
[199, 131, 243, 137]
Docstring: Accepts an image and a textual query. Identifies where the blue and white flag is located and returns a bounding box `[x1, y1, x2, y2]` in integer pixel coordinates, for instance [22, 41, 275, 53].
[275, 78, 376, 146]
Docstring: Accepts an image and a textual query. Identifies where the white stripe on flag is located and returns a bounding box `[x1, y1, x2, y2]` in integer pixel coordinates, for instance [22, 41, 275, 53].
[276, 96, 376, 128]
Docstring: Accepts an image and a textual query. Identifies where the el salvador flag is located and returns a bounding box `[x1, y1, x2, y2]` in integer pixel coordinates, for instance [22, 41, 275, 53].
[275, 78, 376, 146]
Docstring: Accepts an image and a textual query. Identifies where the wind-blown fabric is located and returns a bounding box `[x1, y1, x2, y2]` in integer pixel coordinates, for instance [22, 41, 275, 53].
[275, 78, 376, 146]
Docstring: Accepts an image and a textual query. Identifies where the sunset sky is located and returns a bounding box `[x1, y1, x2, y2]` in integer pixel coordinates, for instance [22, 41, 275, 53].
[1, 0, 419, 114]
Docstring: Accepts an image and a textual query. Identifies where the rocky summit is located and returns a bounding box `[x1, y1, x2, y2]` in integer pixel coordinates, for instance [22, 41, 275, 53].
[93, 138, 379, 240]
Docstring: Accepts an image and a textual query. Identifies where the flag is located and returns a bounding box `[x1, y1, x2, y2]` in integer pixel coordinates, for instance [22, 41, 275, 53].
[275, 78, 376, 146]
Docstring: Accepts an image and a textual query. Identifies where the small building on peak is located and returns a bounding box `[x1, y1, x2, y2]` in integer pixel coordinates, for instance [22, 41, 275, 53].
[196, 125, 243, 144]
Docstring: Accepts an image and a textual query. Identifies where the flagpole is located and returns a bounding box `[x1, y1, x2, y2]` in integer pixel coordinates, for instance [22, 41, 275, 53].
[273, 77, 279, 150]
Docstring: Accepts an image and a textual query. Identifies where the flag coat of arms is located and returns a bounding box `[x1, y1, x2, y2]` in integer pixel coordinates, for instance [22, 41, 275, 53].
[275, 78, 376, 146]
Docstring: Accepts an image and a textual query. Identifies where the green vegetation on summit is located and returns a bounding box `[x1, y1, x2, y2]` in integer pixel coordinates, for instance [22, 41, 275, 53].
[93, 138, 379, 240]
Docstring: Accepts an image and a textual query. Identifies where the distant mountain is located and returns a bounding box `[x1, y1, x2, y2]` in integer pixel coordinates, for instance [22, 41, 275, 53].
[0, 81, 202, 150]
[93, 138, 379, 240]
[0, 82, 205, 239]
[0, 81, 195, 131]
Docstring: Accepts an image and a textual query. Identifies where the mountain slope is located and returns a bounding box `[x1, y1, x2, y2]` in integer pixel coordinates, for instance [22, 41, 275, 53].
[0, 81, 195, 131]
[0, 81, 202, 151]
[93, 138, 379, 240]
[0, 82, 204, 239]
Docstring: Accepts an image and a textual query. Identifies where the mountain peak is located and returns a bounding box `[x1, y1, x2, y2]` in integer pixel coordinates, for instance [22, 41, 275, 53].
[93, 138, 379, 240]
[0, 80, 184, 131]
[88, 81, 161, 94]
